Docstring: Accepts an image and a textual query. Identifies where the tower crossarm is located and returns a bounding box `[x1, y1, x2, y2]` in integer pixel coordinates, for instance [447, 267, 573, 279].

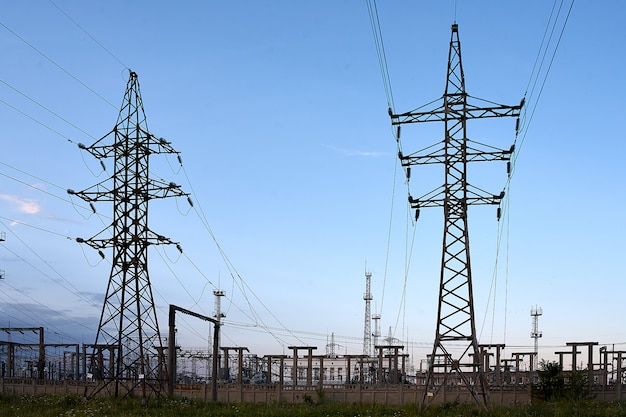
[408, 187, 505, 209]
[390, 100, 523, 125]
[399, 143, 513, 166]
[79, 131, 182, 160]
[69, 178, 188, 202]
[76, 229, 181, 252]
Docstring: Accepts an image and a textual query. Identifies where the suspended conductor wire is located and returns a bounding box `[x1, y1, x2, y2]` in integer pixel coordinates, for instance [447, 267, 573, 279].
[151, 287, 208, 342]
[366, 0, 395, 112]
[393, 203, 417, 337]
[365, 0, 403, 321]
[478, 195, 505, 342]
[0, 79, 97, 141]
[522, 0, 559, 107]
[0, 216, 72, 241]
[478, 0, 574, 340]
[0, 279, 89, 341]
[47, 0, 129, 70]
[0, 21, 117, 109]
[0, 159, 110, 226]
[379, 154, 399, 317]
[504, 189, 510, 345]
[0, 98, 77, 144]
[0, 170, 75, 208]
[0, 226, 99, 309]
[512, 0, 574, 174]
[179, 164, 306, 346]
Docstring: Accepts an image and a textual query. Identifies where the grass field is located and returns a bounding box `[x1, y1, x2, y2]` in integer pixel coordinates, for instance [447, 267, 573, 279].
[2, 395, 626, 416]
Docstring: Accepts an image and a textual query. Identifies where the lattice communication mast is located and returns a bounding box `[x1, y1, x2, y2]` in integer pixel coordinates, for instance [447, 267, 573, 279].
[390, 24, 523, 406]
[531, 306, 543, 373]
[69, 71, 188, 398]
[363, 271, 373, 357]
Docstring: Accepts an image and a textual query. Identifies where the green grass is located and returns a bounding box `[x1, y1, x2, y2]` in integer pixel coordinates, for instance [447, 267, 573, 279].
[2, 395, 626, 416]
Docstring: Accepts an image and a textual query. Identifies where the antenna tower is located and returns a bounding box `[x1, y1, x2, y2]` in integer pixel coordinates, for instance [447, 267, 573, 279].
[390, 24, 522, 407]
[70, 71, 188, 398]
[530, 306, 543, 373]
[363, 271, 373, 357]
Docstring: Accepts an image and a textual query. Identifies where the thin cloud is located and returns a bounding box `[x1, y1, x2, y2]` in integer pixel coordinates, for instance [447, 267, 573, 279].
[324, 144, 386, 158]
[0, 194, 41, 214]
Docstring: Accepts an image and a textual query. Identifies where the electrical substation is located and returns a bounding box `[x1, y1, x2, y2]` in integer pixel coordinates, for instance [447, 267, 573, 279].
[2, 10, 624, 409]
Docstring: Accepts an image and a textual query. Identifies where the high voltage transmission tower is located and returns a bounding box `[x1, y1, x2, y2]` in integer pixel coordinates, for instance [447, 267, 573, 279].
[69, 71, 188, 399]
[389, 24, 523, 407]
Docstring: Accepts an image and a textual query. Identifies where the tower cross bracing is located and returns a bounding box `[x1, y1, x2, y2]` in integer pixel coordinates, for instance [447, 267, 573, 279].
[390, 24, 523, 407]
[70, 71, 188, 398]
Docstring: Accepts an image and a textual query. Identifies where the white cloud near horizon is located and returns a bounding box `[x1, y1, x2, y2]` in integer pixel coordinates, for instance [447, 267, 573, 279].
[0, 194, 41, 214]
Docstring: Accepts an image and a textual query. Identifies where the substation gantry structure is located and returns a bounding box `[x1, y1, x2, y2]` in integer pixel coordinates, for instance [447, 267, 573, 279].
[69, 71, 188, 399]
[389, 24, 523, 407]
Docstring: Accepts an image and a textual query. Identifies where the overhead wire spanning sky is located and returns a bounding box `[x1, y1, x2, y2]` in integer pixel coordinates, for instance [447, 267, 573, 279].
[0, 1, 624, 365]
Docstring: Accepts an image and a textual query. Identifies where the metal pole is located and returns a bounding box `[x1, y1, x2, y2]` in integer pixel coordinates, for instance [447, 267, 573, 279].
[212, 322, 219, 401]
[168, 305, 176, 397]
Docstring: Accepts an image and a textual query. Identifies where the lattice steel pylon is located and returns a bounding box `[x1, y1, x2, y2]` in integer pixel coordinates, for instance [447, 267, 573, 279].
[363, 271, 373, 357]
[389, 24, 523, 407]
[69, 71, 188, 399]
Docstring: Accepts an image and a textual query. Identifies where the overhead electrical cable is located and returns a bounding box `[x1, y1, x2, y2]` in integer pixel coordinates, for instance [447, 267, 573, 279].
[478, 0, 574, 342]
[47, 0, 129, 70]
[0, 220, 99, 308]
[366, 0, 395, 112]
[0, 162, 112, 229]
[0, 169, 80, 209]
[0, 268, 94, 339]
[0, 98, 77, 144]
[0, 79, 98, 141]
[366, 0, 409, 324]
[393, 204, 417, 338]
[0, 286, 84, 343]
[178, 163, 307, 346]
[511, 0, 574, 174]
[0, 216, 73, 241]
[0, 21, 117, 109]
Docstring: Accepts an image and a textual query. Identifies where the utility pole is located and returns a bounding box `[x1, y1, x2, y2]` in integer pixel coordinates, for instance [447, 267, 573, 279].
[390, 24, 522, 408]
[363, 271, 373, 357]
[0, 231, 5, 280]
[372, 312, 381, 355]
[213, 289, 225, 360]
[69, 71, 188, 399]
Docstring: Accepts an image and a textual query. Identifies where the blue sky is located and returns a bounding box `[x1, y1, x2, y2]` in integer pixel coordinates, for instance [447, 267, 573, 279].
[0, 1, 624, 369]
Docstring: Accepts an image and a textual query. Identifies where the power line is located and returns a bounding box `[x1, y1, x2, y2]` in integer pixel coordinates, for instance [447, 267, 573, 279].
[0, 98, 77, 144]
[0, 79, 97, 141]
[0, 266, 95, 341]
[0, 21, 117, 109]
[0, 216, 72, 241]
[512, 0, 575, 173]
[366, 0, 395, 112]
[0, 220, 98, 309]
[47, 0, 129, 70]
[179, 162, 307, 346]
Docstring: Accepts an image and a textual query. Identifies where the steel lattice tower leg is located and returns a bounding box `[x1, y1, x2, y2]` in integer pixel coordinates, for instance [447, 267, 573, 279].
[390, 24, 523, 408]
[69, 71, 187, 399]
